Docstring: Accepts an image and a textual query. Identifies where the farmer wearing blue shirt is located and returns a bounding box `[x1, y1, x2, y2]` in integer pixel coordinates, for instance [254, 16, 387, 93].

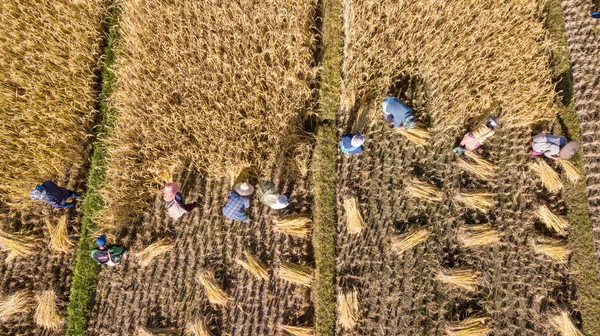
[382, 96, 417, 130]
[340, 133, 365, 155]
[222, 182, 254, 222]
[30, 181, 80, 210]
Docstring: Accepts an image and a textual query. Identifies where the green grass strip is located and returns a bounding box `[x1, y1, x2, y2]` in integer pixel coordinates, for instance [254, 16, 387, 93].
[545, 1, 600, 334]
[312, 0, 343, 335]
[65, 5, 121, 336]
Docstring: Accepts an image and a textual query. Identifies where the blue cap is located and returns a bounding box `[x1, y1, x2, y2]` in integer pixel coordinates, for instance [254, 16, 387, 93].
[96, 235, 107, 246]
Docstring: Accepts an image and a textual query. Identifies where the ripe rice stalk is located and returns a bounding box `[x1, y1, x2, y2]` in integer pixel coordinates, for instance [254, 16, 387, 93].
[226, 163, 251, 187]
[273, 216, 312, 238]
[34, 290, 63, 331]
[45, 215, 73, 253]
[396, 127, 430, 146]
[343, 198, 365, 234]
[390, 228, 430, 254]
[550, 311, 583, 336]
[459, 224, 500, 247]
[0, 229, 35, 260]
[406, 179, 443, 201]
[134, 239, 173, 267]
[446, 316, 490, 336]
[455, 191, 495, 211]
[294, 142, 313, 178]
[281, 325, 315, 336]
[0, 290, 32, 322]
[337, 289, 359, 330]
[196, 272, 230, 306]
[457, 151, 497, 180]
[280, 262, 313, 287]
[235, 251, 269, 280]
[559, 160, 580, 183]
[533, 238, 571, 263]
[536, 205, 569, 236]
[185, 318, 213, 336]
[436, 268, 479, 291]
[529, 160, 563, 193]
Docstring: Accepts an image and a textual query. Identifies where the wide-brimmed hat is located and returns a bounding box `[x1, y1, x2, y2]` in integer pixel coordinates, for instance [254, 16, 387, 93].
[559, 141, 579, 160]
[30, 185, 46, 200]
[162, 182, 179, 201]
[351, 134, 365, 147]
[234, 182, 254, 196]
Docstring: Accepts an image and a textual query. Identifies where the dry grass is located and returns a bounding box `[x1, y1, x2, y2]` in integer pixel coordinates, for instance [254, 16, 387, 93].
[34, 290, 63, 331]
[536, 204, 569, 236]
[559, 159, 580, 183]
[136, 327, 155, 336]
[406, 179, 443, 202]
[134, 239, 173, 267]
[337, 289, 359, 330]
[550, 311, 583, 336]
[454, 191, 495, 211]
[343, 198, 365, 234]
[529, 160, 563, 193]
[273, 216, 312, 238]
[457, 151, 498, 181]
[235, 251, 269, 280]
[0, 290, 32, 322]
[459, 224, 500, 247]
[446, 316, 490, 336]
[45, 215, 73, 253]
[436, 268, 479, 291]
[280, 262, 313, 287]
[0, 229, 36, 260]
[185, 318, 213, 336]
[196, 272, 230, 307]
[396, 127, 430, 146]
[390, 228, 430, 254]
[281, 325, 315, 336]
[533, 238, 571, 263]
[0, 1, 106, 210]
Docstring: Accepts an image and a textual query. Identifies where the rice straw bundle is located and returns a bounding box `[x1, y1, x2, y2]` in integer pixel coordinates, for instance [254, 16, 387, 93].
[45, 215, 73, 253]
[406, 179, 443, 201]
[135, 239, 174, 267]
[549, 311, 583, 336]
[436, 268, 479, 291]
[454, 191, 495, 211]
[445, 316, 490, 336]
[390, 228, 430, 254]
[529, 160, 563, 193]
[337, 289, 359, 330]
[185, 318, 213, 336]
[459, 224, 500, 247]
[559, 160, 580, 183]
[343, 198, 364, 234]
[0, 229, 35, 260]
[536, 205, 569, 236]
[226, 163, 250, 187]
[396, 127, 430, 146]
[280, 262, 313, 287]
[273, 216, 312, 238]
[34, 290, 63, 330]
[0, 290, 31, 321]
[281, 325, 315, 336]
[457, 151, 498, 180]
[533, 238, 571, 263]
[196, 272, 230, 306]
[235, 251, 269, 280]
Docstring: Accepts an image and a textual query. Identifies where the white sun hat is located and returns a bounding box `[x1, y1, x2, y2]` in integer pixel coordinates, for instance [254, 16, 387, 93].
[234, 182, 254, 196]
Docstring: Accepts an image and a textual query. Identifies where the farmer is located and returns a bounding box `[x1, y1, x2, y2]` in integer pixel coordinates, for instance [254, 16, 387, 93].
[592, 12, 600, 18]
[91, 235, 127, 266]
[258, 181, 289, 210]
[222, 182, 254, 222]
[453, 117, 501, 155]
[340, 133, 365, 155]
[163, 182, 196, 220]
[30, 181, 80, 210]
[530, 133, 579, 160]
[382, 96, 417, 130]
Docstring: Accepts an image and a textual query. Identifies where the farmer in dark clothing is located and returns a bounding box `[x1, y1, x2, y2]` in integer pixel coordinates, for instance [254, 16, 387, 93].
[382, 96, 417, 130]
[340, 133, 365, 155]
[30, 181, 79, 210]
[91, 235, 127, 266]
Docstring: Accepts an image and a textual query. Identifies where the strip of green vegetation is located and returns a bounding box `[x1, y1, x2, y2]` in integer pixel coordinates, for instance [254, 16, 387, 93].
[545, 1, 600, 334]
[312, 0, 343, 335]
[65, 5, 121, 336]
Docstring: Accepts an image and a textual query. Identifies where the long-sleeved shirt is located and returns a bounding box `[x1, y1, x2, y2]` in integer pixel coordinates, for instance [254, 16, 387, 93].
[222, 190, 250, 221]
[382, 97, 414, 128]
[91, 245, 126, 264]
[41, 181, 73, 208]
[339, 134, 364, 155]
[532, 133, 567, 158]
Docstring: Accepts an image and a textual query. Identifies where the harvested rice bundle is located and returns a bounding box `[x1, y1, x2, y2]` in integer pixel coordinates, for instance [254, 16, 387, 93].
[457, 151, 497, 180]
[45, 215, 73, 253]
[280, 262, 313, 287]
[281, 325, 315, 336]
[459, 224, 500, 247]
[0, 229, 36, 261]
[533, 238, 571, 263]
[34, 290, 63, 330]
[536, 205, 569, 236]
[549, 311, 583, 336]
[390, 228, 430, 254]
[337, 289, 359, 330]
[0, 290, 32, 321]
[185, 318, 213, 336]
[455, 191, 495, 211]
[446, 316, 490, 336]
[396, 127, 430, 146]
[197, 272, 230, 306]
[273, 216, 312, 238]
[343, 198, 364, 234]
[406, 179, 443, 201]
[559, 160, 580, 183]
[235, 251, 269, 280]
[436, 268, 479, 291]
[134, 239, 173, 267]
[529, 160, 563, 193]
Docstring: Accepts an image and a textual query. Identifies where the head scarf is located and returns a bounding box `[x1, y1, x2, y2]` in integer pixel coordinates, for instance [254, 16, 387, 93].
[30, 185, 46, 200]
[351, 134, 365, 147]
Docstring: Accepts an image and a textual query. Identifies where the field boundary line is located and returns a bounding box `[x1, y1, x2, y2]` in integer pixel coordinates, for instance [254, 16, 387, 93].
[65, 4, 121, 335]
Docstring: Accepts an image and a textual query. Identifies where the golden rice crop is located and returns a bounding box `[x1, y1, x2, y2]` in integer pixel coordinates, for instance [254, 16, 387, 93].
[459, 224, 500, 247]
[550, 311, 583, 336]
[280, 262, 313, 287]
[337, 289, 359, 330]
[533, 238, 571, 263]
[45, 215, 73, 253]
[343, 198, 365, 234]
[235, 251, 269, 280]
[134, 239, 173, 268]
[406, 179, 443, 202]
[529, 160, 563, 193]
[455, 191, 495, 211]
[273, 216, 312, 238]
[396, 127, 431, 146]
[559, 159, 580, 183]
[390, 228, 430, 254]
[436, 268, 479, 291]
[0, 1, 106, 210]
[99, 0, 317, 226]
[0, 229, 36, 261]
[197, 271, 230, 307]
[536, 204, 569, 236]
[446, 316, 490, 336]
[34, 290, 63, 331]
[0, 290, 32, 322]
[185, 318, 213, 336]
[457, 151, 498, 181]
[281, 325, 315, 336]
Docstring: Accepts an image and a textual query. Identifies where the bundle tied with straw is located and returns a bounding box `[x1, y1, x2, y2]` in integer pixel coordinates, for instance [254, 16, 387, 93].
[0, 290, 32, 321]
[337, 289, 359, 330]
[459, 224, 500, 247]
[281, 325, 315, 336]
[549, 311, 583, 336]
[406, 179, 443, 202]
[390, 228, 430, 255]
[235, 251, 269, 280]
[533, 238, 571, 263]
[457, 151, 498, 181]
[279, 262, 313, 287]
[536, 204, 569, 236]
[273, 216, 312, 238]
[45, 215, 73, 253]
[454, 191, 495, 211]
[135, 239, 174, 267]
[396, 127, 430, 146]
[529, 159, 563, 193]
[34, 290, 63, 330]
[445, 316, 490, 336]
[0, 229, 36, 261]
[197, 271, 230, 306]
[436, 267, 479, 291]
[185, 318, 213, 336]
[559, 160, 580, 183]
[343, 197, 364, 234]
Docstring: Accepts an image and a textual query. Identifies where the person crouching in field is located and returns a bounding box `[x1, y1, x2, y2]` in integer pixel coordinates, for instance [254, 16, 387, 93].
[163, 183, 196, 220]
[382, 96, 417, 130]
[530, 133, 579, 160]
[91, 235, 127, 266]
[222, 182, 254, 222]
[453, 117, 501, 155]
[340, 133, 365, 156]
[30, 181, 80, 210]
[258, 181, 290, 210]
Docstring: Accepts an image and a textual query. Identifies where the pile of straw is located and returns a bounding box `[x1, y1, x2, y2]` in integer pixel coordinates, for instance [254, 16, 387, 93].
[273, 216, 312, 238]
[457, 151, 498, 181]
[0, 290, 31, 321]
[45, 215, 73, 253]
[396, 127, 430, 146]
[406, 179, 443, 202]
[459, 224, 500, 247]
[559, 160, 580, 183]
[185, 318, 213, 336]
[529, 160, 563, 193]
[134, 239, 173, 267]
[34, 290, 63, 330]
[445, 316, 490, 336]
[281, 325, 315, 336]
[235, 251, 269, 280]
[436, 268, 479, 291]
[197, 272, 230, 307]
[0, 229, 36, 261]
[455, 191, 495, 211]
[549, 311, 583, 336]
[280, 262, 313, 287]
[533, 238, 571, 263]
[536, 205, 569, 236]
[343, 198, 365, 235]
[337, 289, 359, 330]
[390, 228, 430, 255]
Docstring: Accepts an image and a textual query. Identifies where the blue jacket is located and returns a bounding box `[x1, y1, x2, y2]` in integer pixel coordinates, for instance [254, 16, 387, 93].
[41, 181, 71, 208]
[383, 97, 414, 128]
[340, 134, 364, 155]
